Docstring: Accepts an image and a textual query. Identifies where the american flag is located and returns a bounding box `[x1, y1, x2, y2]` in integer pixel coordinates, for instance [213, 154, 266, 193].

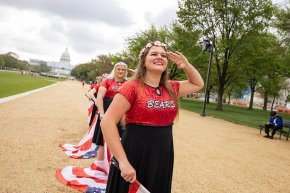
[56, 144, 112, 193]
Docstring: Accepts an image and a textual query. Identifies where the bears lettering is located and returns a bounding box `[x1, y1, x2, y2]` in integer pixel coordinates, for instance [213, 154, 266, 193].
[147, 100, 175, 109]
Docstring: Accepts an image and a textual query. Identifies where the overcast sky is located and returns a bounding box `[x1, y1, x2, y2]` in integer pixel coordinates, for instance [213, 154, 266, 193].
[0, 0, 285, 65]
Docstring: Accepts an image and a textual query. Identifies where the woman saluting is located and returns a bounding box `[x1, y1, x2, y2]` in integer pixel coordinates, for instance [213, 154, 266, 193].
[101, 41, 204, 193]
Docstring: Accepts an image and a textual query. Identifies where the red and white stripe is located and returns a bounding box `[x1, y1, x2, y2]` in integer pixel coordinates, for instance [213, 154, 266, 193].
[87, 100, 95, 125]
[56, 161, 107, 192]
[56, 144, 112, 192]
[129, 181, 150, 193]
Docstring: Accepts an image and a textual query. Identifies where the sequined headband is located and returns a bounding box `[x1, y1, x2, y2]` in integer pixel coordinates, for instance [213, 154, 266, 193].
[139, 41, 167, 59]
[114, 62, 127, 67]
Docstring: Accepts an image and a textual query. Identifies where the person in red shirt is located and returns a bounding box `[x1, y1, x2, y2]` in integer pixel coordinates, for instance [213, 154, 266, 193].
[87, 74, 109, 126]
[88, 74, 109, 104]
[93, 62, 129, 161]
[101, 41, 204, 193]
[86, 76, 101, 125]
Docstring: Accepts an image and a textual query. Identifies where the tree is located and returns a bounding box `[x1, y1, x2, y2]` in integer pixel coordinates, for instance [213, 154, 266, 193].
[94, 55, 114, 77]
[256, 39, 287, 110]
[177, 0, 274, 110]
[126, 25, 170, 62]
[0, 54, 29, 70]
[224, 80, 247, 104]
[110, 51, 136, 70]
[170, 22, 209, 81]
[233, 33, 281, 110]
[28, 63, 51, 73]
[274, 7, 290, 44]
[71, 55, 113, 81]
[0, 57, 5, 69]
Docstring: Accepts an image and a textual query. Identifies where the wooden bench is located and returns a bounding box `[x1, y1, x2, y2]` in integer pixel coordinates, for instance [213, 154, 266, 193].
[259, 119, 290, 140]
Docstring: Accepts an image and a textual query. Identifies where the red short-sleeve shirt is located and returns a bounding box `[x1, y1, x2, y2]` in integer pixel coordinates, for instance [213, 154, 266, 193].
[91, 84, 100, 92]
[101, 79, 127, 99]
[90, 84, 96, 89]
[117, 79, 180, 126]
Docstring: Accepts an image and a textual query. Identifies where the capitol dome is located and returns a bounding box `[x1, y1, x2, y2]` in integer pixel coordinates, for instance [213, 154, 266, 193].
[60, 48, 70, 64]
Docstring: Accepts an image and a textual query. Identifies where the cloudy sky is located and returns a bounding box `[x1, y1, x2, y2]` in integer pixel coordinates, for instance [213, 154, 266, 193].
[0, 0, 285, 65]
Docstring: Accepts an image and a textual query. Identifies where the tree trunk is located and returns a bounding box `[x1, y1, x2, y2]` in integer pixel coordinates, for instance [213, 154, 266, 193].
[248, 86, 255, 110]
[271, 96, 276, 111]
[216, 85, 224, 111]
[228, 94, 231, 104]
[263, 92, 268, 110]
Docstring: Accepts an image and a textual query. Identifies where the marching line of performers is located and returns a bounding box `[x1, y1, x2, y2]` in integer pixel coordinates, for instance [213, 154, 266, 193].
[56, 40, 204, 193]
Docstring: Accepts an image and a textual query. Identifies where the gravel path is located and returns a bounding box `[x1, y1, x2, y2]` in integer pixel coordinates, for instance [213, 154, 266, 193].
[0, 80, 289, 193]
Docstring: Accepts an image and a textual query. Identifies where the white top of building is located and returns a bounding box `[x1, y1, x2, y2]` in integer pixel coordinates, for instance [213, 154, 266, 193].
[60, 48, 70, 64]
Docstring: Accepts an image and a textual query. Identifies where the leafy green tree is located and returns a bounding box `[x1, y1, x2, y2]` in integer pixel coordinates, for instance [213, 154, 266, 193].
[232, 33, 281, 110]
[94, 55, 114, 77]
[110, 51, 136, 70]
[126, 25, 170, 62]
[255, 39, 286, 110]
[29, 63, 51, 73]
[259, 76, 286, 110]
[0, 54, 29, 70]
[71, 55, 113, 82]
[170, 22, 208, 80]
[2, 54, 18, 69]
[282, 49, 290, 78]
[177, 0, 274, 110]
[224, 79, 247, 104]
[274, 7, 290, 44]
[0, 57, 5, 69]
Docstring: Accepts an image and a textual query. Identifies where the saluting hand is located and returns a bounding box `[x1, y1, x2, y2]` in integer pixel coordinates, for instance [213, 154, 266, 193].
[119, 159, 136, 183]
[166, 51, 190, 69]
[126, 68, 136, 75]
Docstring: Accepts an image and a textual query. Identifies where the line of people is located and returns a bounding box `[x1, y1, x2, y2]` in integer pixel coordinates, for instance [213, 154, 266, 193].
[59, 73, 108, 159]
[56, 40, 204, 193]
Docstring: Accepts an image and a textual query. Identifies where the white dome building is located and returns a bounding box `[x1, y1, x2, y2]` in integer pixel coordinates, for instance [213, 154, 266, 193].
[46, 48, 73, 75]
[60, 48, 70, 64]
[29, 48, 74, 76]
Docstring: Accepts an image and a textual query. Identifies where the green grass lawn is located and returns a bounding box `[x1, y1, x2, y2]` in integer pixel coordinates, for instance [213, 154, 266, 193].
[0, 70, 63, 98]
[180, 98, 290, 129]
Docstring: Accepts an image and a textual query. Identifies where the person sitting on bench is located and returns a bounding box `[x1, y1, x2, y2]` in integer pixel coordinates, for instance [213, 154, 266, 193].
[264, 111, 283, 139]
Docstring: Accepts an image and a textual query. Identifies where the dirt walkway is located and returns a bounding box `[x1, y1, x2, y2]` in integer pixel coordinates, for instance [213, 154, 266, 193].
[0, 81, 289, 193]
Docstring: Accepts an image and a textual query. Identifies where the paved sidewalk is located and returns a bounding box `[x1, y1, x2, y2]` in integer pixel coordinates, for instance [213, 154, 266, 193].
[0, 83, 59, 104]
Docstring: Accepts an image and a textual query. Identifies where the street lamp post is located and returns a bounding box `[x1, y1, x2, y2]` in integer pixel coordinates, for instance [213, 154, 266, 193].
[201, 35, 215, 117]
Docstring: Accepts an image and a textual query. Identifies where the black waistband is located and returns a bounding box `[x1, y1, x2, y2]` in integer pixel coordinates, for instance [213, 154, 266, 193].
[122, 123, 173, 144]
[125, 123, 173, 129]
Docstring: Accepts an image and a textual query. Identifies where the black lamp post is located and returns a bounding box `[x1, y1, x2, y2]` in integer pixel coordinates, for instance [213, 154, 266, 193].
[201, 35, 215, 117]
